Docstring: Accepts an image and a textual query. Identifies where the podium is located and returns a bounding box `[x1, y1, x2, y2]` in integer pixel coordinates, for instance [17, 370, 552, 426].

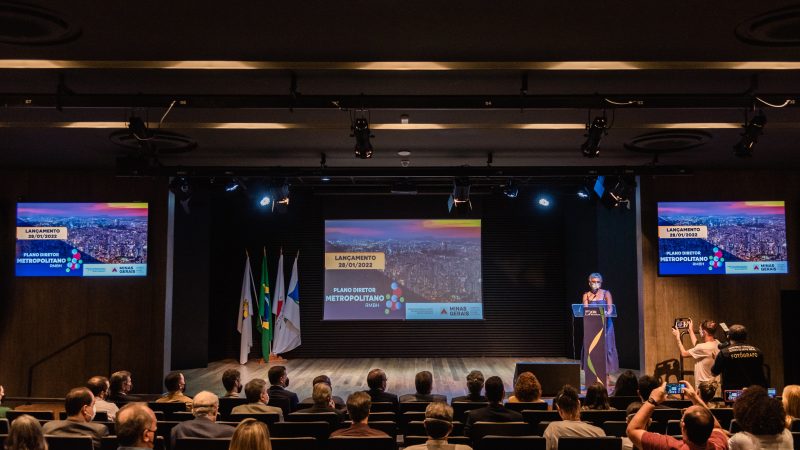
[572, 304, 617, 388]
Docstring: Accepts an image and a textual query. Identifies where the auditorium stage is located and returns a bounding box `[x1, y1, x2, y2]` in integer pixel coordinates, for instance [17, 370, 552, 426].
[183, 357, 635, 401]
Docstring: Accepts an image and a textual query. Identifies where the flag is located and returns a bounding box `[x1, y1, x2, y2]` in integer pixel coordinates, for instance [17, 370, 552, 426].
[237, 254, 255, 365]
[273, 251, 301, 354]
[257, 247, 273, 360]
[272, 249, 285, 318]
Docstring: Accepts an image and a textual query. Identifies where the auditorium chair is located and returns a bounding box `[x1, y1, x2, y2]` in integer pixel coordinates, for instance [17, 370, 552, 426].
[175, 437, 230, 450]
[791, 418, 800, 432]
[6, 410, 55, 421]
[608, 396, 640, 411]
[729, 419, 741, 433]
[403, 435, 471, 446]
[367, 411, 396, 422]
[478, 435, 547, 450]
[522, 410, 561, 429]
[101, 435, 165, 450]
[451, 401, 488, 422]
[217, 397, 248, 416]
[469, 421, 531, 442]
[400, 410, 425, 432]
[666, 419, 681, 436]
[287, 411, 342, 428]
[270, 436, 316, 450]
[268, 397, 293, 417]
[503, 401, 549, 413]
[327, 435, 395, 450]
[269, 421, 330, 441]
[0, 418, 8, 434]
[44, 435, 94, 450]
[709, 408, 734, 430]
[369, 402, 397, 413]
[58, 411, 109, 421]
[295, 402, 314, 411]
[662, 399, 692, 409]
[170, 411, 198, 422]
[147, 401, 187, 420]
[0, 435, 6, 448]
[399, 401, 430, 413]
[227, 412, 281, 426]
[650, 408, 682, 433]
[579, 409, 626, 426]
[792, 432, 800, 449]
[557, 436, 622, 450]
[155, 421, 180, 449]
[601, 420, 628, 437]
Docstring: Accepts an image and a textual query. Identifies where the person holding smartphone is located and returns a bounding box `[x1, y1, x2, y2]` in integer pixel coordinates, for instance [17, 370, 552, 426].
[671, 319, 720, 389]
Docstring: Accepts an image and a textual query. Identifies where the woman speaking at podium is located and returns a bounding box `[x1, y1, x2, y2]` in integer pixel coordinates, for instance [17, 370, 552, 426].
[582, 273, 619, 376]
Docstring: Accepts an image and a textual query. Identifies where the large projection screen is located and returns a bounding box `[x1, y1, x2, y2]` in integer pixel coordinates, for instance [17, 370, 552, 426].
[324, 219, 483, 320]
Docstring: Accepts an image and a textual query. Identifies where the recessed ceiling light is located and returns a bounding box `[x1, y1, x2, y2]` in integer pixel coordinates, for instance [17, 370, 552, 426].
[397, 150, 411, 157]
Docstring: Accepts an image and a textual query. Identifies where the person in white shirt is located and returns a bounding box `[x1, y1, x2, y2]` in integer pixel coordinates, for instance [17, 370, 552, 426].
[543, 385, 605, 450]
[86, 376, 119, 420]
[672, 319, 720, 388]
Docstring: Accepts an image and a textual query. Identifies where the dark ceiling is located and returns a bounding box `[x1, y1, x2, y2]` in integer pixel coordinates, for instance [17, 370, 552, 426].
[1, 0, 799, 177]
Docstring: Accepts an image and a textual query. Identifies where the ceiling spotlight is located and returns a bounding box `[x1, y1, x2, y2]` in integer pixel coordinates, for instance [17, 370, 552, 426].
[225, 177, 243, 192]
[734, 112, 766, 158]
[320, 175, 332, 182]
[581, 116, 608, 158]
[448, 178, 472, 212]
[600, 175, 636, 209]
[259, 195, 272, 207]
[502, 180, 519, 198]
[352, 117, 374, 159]
[537, 196, 551, 207]
[577, 187, 591, 199]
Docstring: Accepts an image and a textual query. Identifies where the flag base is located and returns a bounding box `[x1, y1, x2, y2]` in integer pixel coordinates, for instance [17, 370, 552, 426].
[259, 354, 287, 363]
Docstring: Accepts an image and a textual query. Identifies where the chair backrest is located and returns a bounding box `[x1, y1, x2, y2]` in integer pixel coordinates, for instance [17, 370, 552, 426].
[268, 396, 293, 417]
[504, 402, 549, 412]
[729, 419, 741, 433]
[400, 411, 426, 431]
[471, 421, 531, 441]
[269, 421, 330, 440]
[58, 411, 109, 422]
[228, 412, 281, 425]
[147, 402, 187, 414]
[792, 432, 800, 449]
[367, 411, 396, 422]
[601, 420, 628, 438]
[666, 419, 682, 436]
[44, 435, 94, 450]
[170, 411, 197, 422]
[399, 402, 431, 413]
[0, 418, 8, 434]
[709, 408, 734, 430]
[608, 396, 640, 411]
[479, 435, 547, 450]
[288, 411, 341, 428]
[327, 436, 395, 450]
[155, 420, 181, 446]
[522, 410, 561, 427]
[217, 397, 249, 417]
[175, 437, 230, 450]
[557, 436, 622, 450]
[650, 408, 682, 424]
[579, 410, 626, 426]
[270, 436, 317, 450]
[295, 402, 314, 411]
[452, 402, 489, 422]
[662, 400, 692, 409]
[789, 418, 800, 432]
[369, 402, 397, 413]
[403, 435, 472, 446]
[7, 410, 55, 421]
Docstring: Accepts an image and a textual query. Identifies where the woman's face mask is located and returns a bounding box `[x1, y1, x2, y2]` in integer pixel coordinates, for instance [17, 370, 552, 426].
[590, 281, 601, 291]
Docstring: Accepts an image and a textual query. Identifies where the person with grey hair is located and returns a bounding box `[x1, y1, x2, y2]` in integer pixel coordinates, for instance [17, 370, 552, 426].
[581, 272, 619, 375]
[5, 414, 47, 450]
[115, 402, 158, 449]
[170, 391, 234, 448]
[404, 402, 473, 450]
[451, 370, 487, 403]
[294, 382, 345, 425]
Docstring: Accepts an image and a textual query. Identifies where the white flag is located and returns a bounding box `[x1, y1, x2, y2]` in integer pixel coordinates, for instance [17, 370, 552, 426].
[273, 251, 301, 354]
[272, 249, 285, 317]
[237, 255, 255, 365]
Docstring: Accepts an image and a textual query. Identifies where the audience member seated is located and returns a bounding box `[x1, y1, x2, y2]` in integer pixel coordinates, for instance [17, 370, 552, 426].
[400, 371, 447, 403]
[638, 375, 671, 408]
[170, 391, 234, 448]
[582, 382, 614, 410]
[267, 366, 299, 415]
[294, 382, 345, 425]
[363, 368, 399, 408]
[543, 385, 605, 450]
[87, 376, 120, 420]
[698, 380, 725, 409]
[42, 387, 110, 450]
[156, 371, 193, 411]
[611, 370, 639, 397]
[5, 414, 47, 450]
[231, 379, 284, 420]
[783, 384, 800, 429]
[0, 384, 11, 419]
[507, 371, 546, 404]
[463, 376, 523, 438]
[330, 391, 390, 438]
[299, 375, 345, 409]
[626, 381, 727, 450]
[452, 370, 487, 403]
[729, 385, 793, 449]
[108, 371, 137, 403]
[230, 418, 272, 450]
[405, 402, 473, 450]
[621, 402, 645, 450]
[115, 402, 159, 449]
[710, 324, 767, 392]
[222, 369, 243, 398]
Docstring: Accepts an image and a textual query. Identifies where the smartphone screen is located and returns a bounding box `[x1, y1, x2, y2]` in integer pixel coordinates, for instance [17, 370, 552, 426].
[666, 383, 683, 395]
[768, 388, 776, 398]
[725, 390, 744, 402]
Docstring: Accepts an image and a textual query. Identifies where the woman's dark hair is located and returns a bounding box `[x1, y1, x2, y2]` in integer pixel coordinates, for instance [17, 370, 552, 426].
[612, 370, 639, 397]
[584, 382, 611, 410]
[698, 381, 719, 404]
[733, 386, 786, 436]
[5, 414, 47, 450]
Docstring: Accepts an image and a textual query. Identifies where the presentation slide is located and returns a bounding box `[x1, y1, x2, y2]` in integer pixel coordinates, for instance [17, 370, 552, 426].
[324, 219, 483, 320]
[16, 202, 148, 277]
[658, 201, 787, 275]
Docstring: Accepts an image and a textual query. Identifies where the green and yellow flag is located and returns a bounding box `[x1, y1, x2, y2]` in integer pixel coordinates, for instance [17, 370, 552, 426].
[257, 247, 273, 359]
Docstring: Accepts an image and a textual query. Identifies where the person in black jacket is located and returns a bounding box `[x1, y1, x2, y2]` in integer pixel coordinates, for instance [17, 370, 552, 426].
[267, 365, 299, 416]
[294, 383, 345, 426]
[452, 370, 488, 403]
[363, 368, 399, 409]
[710, 324, 767, 392]
[463, 376, 522, 438]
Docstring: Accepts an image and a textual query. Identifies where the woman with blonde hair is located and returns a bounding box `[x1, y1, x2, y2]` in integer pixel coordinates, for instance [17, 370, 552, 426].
[4, 414, 48, 450]
[783, 384, 800, 429]
[229, 418, 272, 450]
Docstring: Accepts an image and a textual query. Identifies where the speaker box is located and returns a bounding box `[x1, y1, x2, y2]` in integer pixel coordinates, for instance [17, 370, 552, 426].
[514, 362, 581, 397]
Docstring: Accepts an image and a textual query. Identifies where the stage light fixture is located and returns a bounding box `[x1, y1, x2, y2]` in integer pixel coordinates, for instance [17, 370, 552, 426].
[502, 180, 519, 198]
[537, 196, 551, 207]
[128, 116, 153, 141]
[225, 177, 243, 192]
[448, 178, 472, 212]
[733, 111, 766, 157]
[602, 175, 636, 209]
[577, 186, 591, 199]
[351, 117, 374, 159]
[581, 116, 607, 158]
[320, 175, 331, 182]
[259, 195, 272, 207]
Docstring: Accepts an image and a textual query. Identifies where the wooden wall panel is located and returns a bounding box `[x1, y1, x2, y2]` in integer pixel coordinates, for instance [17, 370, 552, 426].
[0, 171, 168, 397]
[640, 171, 800, 388]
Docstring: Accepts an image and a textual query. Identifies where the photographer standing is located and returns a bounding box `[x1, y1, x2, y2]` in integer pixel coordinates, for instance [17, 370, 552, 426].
[711, 324, 767, 393]
[671, 319, 720, 388]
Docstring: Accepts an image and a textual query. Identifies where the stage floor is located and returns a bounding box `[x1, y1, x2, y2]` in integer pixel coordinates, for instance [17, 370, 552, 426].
[183, 357, 634, 401]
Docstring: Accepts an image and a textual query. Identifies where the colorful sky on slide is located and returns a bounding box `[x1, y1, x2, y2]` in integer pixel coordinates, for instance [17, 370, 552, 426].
[326, 219, 481, 240]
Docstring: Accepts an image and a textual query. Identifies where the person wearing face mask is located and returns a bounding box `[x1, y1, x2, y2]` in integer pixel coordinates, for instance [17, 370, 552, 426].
[155, 371, 193, 411]
[671, 319, 720, 389]
[267, 366, 299, 416]
[42, 387, 109, 450]
[582, 273, 619, 376]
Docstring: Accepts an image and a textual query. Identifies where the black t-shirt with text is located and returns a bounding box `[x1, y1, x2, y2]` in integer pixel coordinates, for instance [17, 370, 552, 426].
[711, 343, 767, 391]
